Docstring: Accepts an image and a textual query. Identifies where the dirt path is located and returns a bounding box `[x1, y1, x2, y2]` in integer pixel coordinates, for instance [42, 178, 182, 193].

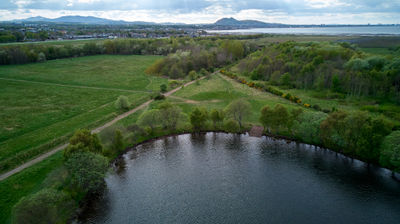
[0, 77, 147, 93]
[0, 77, 203, 181]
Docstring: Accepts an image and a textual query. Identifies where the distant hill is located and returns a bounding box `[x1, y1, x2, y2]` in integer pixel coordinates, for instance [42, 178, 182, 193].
[11, 16, 158, 25]
[213, 17, 286, 28]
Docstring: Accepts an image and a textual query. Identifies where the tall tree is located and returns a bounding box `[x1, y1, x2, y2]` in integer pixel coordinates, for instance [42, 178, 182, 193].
[190, 107, 208, 130]
[225, 99, 251, 130]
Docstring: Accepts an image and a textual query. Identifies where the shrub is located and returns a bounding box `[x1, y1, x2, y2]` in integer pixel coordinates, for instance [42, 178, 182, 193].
[64, 129, 102, 159]
[153, 93, 166, 100]
[224, 119, 240, 133]
[160, 84, 167, 93]
[380, 131, 400, 172]
[37, 52, 46, 62]
[12, 189, 75, 224]
[115, 95, 130, 111]
[188, 70, 197, 80]
[312, 104, 321, 111]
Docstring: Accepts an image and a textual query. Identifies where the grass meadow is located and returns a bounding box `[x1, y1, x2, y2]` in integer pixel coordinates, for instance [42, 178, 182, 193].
[0, 55, 166, 173]
[0, 54, 169, 223]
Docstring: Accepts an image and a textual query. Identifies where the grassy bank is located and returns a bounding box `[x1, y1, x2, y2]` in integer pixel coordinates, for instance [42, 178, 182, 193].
[0, 55, 167, 173]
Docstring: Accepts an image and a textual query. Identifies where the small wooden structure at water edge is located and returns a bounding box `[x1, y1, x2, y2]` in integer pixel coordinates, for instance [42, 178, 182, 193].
[249, 126, 264, 137]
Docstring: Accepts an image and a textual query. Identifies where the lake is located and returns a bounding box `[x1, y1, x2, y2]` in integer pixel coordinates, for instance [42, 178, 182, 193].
[206, 26, 400, 35]
[80, 133, 400, 224]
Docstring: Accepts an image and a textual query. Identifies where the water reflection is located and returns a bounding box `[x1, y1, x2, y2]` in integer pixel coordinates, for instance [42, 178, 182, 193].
[80, 133, 400, 224]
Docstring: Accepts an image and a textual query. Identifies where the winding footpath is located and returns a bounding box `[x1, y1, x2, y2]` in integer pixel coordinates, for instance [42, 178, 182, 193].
[0, 77, 204, 181]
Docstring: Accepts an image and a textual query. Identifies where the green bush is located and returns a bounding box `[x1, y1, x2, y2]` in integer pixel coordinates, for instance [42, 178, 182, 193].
[160, 84, 167, 93]
[380, 131, 400, 172]
[65, 152, 109, 194]
[12, 189, 75, 224]
[224, 119, 240, 133]
[115, 95, 130, 111]
[63, 129, 103, 159]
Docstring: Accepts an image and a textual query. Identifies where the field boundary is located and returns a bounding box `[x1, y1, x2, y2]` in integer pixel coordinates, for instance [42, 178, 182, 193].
[0, 77, 203, 181]
[0, 77, 148, 93]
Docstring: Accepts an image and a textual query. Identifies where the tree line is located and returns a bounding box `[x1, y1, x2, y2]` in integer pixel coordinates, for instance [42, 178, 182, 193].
[237, 41, 400, 103]
[0, 36, 259, 66]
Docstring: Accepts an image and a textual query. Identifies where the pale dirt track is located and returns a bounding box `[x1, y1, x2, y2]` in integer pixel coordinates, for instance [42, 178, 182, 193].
[0, 77, 204, 181]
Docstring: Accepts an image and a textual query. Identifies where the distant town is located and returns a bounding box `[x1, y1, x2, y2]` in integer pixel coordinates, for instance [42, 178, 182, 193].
[0, 16, 399, 43]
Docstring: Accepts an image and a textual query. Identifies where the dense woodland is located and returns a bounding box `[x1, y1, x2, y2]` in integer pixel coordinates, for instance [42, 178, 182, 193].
[236, 42, 400, 102]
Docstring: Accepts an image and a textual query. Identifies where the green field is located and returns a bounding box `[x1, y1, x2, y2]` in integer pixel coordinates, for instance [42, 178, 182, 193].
[0, 55, 166, 173]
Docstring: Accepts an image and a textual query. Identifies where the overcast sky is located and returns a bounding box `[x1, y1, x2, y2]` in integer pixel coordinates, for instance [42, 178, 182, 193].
[0, 0, 399, 24]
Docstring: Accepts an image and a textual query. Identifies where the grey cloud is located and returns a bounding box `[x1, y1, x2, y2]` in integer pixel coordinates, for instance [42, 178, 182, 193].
[1, 0, 399, 14]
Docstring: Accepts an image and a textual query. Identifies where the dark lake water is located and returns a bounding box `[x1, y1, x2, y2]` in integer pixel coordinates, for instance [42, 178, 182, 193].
[207, 26, 400, 35]
[80, 133, 400, 224]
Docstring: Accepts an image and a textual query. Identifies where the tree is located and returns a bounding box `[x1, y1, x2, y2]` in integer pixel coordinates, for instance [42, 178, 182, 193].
[115, 95, 130, 111]
[190, 107, 208, 130]
[160, 84, 167, 93]
[259, 106, 274, 133]
[380, 131, 400, 172]
[112, 129, 124, 153]
[137, 109, 161, 132]
[271, 104, 289, 132]
[65, 152, 109, 194]
[13, 189, 75, 224]
[158, 102, 183, 130]
[64, 129, 102, 159]
[210, 109, 224, 129]
[320, 111, 348, 150]
[293, 112, 327, 145]
[331, 74, 342, 92]
[225, 99, 251, 130]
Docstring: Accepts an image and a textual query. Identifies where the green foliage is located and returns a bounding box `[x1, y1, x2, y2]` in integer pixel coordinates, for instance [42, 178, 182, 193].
[65, 152, 109, 194]
[37, 52, 46, 62]
[112, 129, 124, 153]
[331, 74, 342, 93]
[320, 111, 392, 163]
[210, 109, 224, 128]
[158, 102, 183, 130]
[380, 131, 400, 172]
[236, 41, 400, 102]
[160, 84, 167, 93]
[115, 95, 130, 111]
[225, 99, 251, 130]
[223, 119, 240, 133]
[293, 112, 327, 145]
[12, 188, 75, 224]
[63, 129, 102, 159]
[190, 107, 208, 130]
[137, 109, 161, 132]
[259, 104, 290, 134]
[188, 70, 197, 81]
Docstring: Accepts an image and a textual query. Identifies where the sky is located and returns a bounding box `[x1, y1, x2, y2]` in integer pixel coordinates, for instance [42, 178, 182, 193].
[0, 0, 399, 24]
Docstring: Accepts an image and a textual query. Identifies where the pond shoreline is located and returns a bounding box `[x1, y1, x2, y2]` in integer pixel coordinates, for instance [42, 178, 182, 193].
[78, 131, 400, 224]
[114, 130, 400, 180]
[74, 129, 399, 222]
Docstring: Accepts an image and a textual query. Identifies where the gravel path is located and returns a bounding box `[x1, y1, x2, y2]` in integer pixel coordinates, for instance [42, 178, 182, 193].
[0, 77, 203, 181]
